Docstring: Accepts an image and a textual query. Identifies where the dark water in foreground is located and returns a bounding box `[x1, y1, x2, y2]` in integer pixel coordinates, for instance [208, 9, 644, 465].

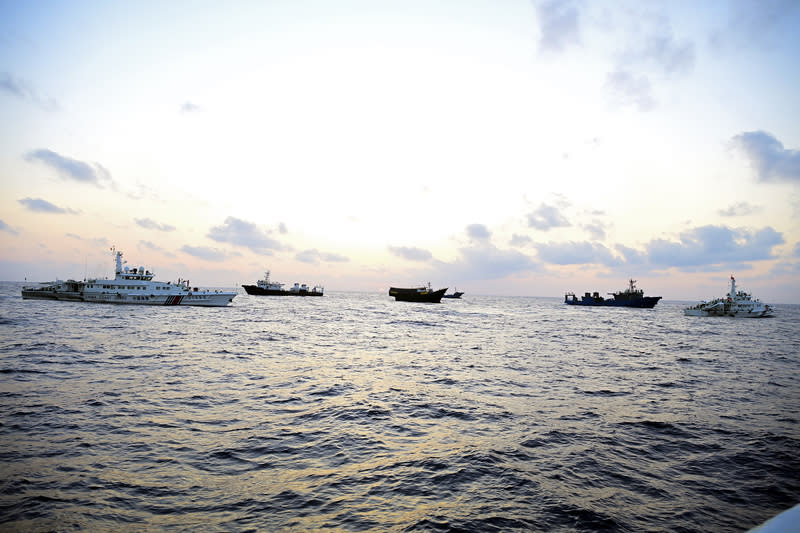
[1, 282, 798, 532]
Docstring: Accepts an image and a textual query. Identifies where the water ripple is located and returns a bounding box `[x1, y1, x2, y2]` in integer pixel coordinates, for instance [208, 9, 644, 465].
[1, 285, 798, 531]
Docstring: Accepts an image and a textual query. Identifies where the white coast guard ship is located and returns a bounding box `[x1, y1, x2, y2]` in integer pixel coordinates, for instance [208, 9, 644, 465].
[684, 276, 773, 318]
[21, 249, 236, 307]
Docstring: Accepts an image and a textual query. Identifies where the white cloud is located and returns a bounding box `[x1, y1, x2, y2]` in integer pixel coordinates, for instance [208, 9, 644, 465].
[135, 218, 176, 232]
[603, 9, 694, 111]
[25, 149, 112, 188]
[605, 69, 656, 112]
[388, 246, 433, 262]
[138, 240, 162, 252]
[583, 221, 607, 241]
[295, 249, 349, 265]
[534, 241, 621, 266]
[527, 204, 571, 231]
[18, 197, 78, 214]
[466, 223, 491, 241]
[207, 217, 285, 255]
[180, 101, 202, 113]
[0, 219, 19, 235]
[0, 72, 59, 111]
[645, 225, 784, 269]
[181, 245, 227, 262]
[731, 131, 800, 183]
[710, 0, 800, 50]
[432, 243, 537, 282]
[718, 202, 763, 217]
[536, 0, 581, 53]
[510, 234, 534, 247]
[65, 234, 109, 248]
[628, 15, 695, 76]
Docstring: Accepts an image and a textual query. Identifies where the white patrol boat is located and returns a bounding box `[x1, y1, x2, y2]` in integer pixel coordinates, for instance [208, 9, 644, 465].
[684, 276, 773, 318]
[21, 249, 237, 307]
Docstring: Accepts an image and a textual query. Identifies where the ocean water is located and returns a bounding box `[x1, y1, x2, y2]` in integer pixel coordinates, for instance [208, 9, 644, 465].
[1, 282, 798, 532]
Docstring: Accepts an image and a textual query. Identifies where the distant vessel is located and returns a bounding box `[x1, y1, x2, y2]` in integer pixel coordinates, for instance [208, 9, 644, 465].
[242, 271, 323, 296]
[565, 279, 661, 308]
[442, 288, 464, 299]
[21, 249, 237, 306]
[389, 284, 447, 303]
[684, 276, 773, 318]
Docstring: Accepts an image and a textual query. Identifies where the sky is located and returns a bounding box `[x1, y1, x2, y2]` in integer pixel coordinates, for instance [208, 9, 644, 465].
[1, 0, 799, 302]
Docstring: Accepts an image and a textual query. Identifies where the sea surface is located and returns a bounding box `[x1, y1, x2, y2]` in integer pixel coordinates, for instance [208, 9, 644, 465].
[1, 282, 798, 532]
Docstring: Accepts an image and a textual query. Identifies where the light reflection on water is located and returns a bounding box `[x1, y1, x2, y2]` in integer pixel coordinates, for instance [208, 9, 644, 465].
[0, 284, 798, 531]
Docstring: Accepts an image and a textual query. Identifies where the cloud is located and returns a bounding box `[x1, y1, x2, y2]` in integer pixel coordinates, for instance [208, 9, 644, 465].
[18, 197, 78, 214]
[604, 11, 694, 112]
[605, 69, 656, 112]
[510, 234, 534, 247]
[388, 246, 433, 262]
[0, 219, 19, 235]
[718, 202, 763, 217]
[0, 72, 28, 99]
[181, 101, 201, 113]
[181, 245, 227, 262]
[125, 181, 161, 201]
[769, 259, 800, 279]
[646, 225, 784, 269]
[135, 218, 176, 232]
[466, 223, 491, 241]
[535, 241, 621, 266]
[0, 72, 59, 111]
[65, 234, 109, 248]
[295, 249, 349, 265]
[795, 242, 800, 258]
[207, 216, 285, 255]
[139, 240, 165, 252]
[635, 17, 695, 76]
[527, 203, 571, 231]
[731, 131, 800, 183]
[710, 0, 800, 50]
[615, 244, 647, 265]
[583, 221, 607, 241]
[25, 149, 112, 187]
[443, 243, 537, 281]
[536, 0, 581, 53]
[530, 226, 782, 271]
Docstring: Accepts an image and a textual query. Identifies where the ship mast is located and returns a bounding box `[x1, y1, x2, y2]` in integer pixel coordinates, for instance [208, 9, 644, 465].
[113, 247, 124, 276]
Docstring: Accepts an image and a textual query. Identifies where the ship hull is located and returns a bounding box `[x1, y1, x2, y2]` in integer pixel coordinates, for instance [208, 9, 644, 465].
[81, 291, 235, 306]
[565, 296, 662, 308]
[242, 285, 323, 296]
[22, 285, 235, 307]
[389, 287, 447, 303]
[21, 289, 84, 302]
[21, 294, 235, 306]
[683, 307, 773, 318]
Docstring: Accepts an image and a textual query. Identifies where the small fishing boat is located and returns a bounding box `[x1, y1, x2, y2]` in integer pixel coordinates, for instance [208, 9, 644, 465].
[442, 288, 464, 299]
[389, 283, 447, 303]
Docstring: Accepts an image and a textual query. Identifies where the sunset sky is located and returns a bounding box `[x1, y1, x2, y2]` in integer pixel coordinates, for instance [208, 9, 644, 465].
[2, 0, 799, 302]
